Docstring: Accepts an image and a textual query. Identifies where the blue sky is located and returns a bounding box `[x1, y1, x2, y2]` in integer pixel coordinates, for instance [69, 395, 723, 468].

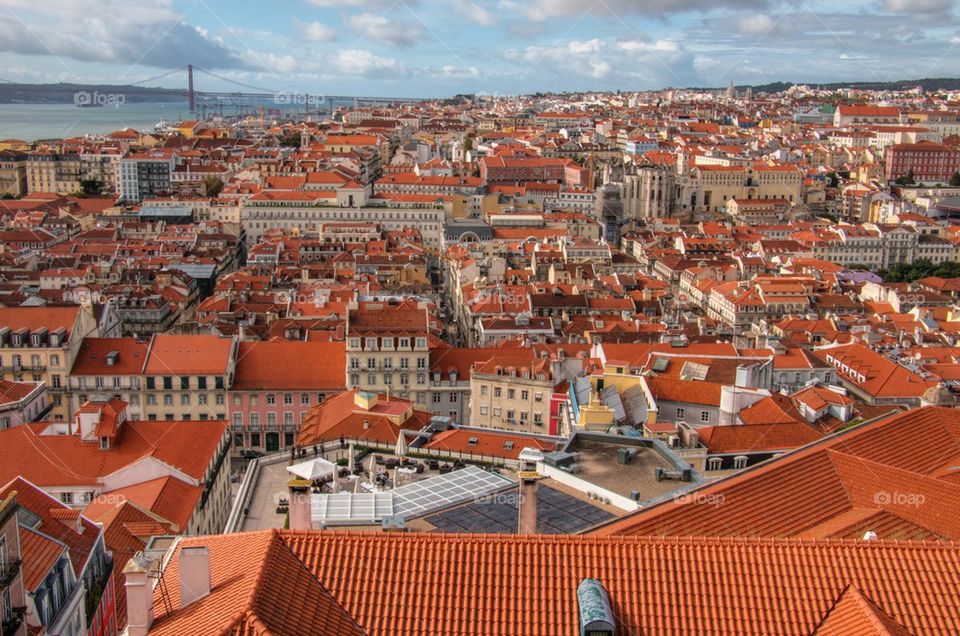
[0, 0, 957, 96]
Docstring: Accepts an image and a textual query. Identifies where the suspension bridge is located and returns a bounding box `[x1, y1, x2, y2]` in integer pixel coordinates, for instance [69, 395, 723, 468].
[0, 64, 426, 113]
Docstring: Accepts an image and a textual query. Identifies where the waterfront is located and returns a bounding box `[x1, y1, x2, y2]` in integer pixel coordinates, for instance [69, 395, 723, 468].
[0, 100, 331, 140]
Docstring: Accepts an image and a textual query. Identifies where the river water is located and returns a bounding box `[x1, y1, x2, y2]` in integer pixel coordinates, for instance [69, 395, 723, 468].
[0, 100, 331, 141]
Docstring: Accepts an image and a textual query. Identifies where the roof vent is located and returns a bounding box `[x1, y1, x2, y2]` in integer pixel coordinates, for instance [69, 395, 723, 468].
[577, 578, 615, 636]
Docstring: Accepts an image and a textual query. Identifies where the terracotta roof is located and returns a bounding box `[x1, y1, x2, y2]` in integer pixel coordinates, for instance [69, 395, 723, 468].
[0, 305, 81, 337]
[0, 419, 227, 487]
[424, 429, 557, 460]
[70, 337, 150, 375]
[232, 341, 346, 391]
[143, 334, 234, 375]
[595, 406, 960, 541]
[1, 476, 100, 580]
[147, 530, 960, 636]
[19, 526, 65, 589]
[813, 586, 914, 635]
[149, 531, 363, 636]
[0, 379, 40, 404]
[699, 420, 823, 454]
[297, 390, 428, 447]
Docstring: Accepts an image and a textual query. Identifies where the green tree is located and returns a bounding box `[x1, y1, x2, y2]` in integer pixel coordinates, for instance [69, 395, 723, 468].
[950, 171, 960, 187]
[79, 178, 102, 196]
[895, 169, 916, 186]
[204, 175, 224, 197]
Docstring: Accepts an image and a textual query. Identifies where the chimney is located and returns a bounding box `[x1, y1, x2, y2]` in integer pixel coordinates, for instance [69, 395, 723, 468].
[288, 479, 313, 530]
[178, 546, 211, 609]
[123, 554, 155, 636]
[517, 471, 539, 534]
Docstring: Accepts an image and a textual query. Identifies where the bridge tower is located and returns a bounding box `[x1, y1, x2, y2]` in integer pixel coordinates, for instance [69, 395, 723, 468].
[188, 64, 195, 113]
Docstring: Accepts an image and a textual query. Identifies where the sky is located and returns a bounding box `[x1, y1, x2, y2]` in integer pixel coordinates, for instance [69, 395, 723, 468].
[0, 0, 957, 97]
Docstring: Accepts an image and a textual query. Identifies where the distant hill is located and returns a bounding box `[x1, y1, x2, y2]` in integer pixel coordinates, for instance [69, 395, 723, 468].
[720, 78, 960, 94]
[0, 82, 187, 104]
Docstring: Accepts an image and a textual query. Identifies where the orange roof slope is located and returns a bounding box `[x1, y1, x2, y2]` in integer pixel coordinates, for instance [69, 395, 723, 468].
[149, 531, 363, 636]
[232, 341, 345, 391]
[143, 334, 234, 375]
[150, 530, 960, 636]
[594, 406, 960, 540]
[814, 586, 913, 636]
[0, 419, 227, 487]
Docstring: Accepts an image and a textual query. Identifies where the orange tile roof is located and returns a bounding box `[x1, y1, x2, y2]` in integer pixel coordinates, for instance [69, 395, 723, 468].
[149, 531, 363, 636]
[0, 379, 40, 404]
[0, 419, 227, 487]
[232, 341, 345, 391]
[144, 334, 234, 375]
[19, 526, 65, 589]
[0, 305, 81, 337]
[297, 390, 427, 447]
[101, 476, 202, 531]
[1, 476, 100, 581]
[595, 406, 960, 541]
[699, 420, 823, 454]
[425, 429, 557, 460]
[70, 337, 149, 375]
[148, 530, 960, 636]
[814, 586, 913, 635]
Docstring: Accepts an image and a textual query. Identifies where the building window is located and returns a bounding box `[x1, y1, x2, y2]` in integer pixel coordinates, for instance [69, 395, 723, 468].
[283, 393, 293, 405]
[701, 411, 710, 422]
[266, 394, 276, 405]
[163, 376, 173, 390]
[480, 385, 488, 396]
[676, 408, 685, 419]
[301, 393, 310, 405]
[198, 377, 208, 390]
[180, 377, 190, 390]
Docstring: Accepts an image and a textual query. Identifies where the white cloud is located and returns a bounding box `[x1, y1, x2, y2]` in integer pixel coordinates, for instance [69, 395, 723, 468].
[0, 0, 264, 71]
[736, 14, 779, 36]
[520, 0, 768, 21]
[345, 12, 423, 48]
[294, 19, 337, 43]
[330, 48, 404, 77]
[884, 0, 953, 15]
[453, 0, 498, 26]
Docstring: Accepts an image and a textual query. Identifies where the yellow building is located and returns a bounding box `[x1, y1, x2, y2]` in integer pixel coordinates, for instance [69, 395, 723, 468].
[0, 305, 99, 420]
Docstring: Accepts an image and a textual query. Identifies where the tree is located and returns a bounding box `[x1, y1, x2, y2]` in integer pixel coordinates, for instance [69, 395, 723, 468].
[950, 171, 960, 187]
[279, 131, 301, 147]
[79, 178, 103, 196]
[204, 175, 224, 197]
[895, 169, 916, 186]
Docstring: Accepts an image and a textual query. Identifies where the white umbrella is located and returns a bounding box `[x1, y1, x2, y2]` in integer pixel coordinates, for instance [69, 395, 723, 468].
[395, 431, 408, 457]
[286, 457, 336, 481]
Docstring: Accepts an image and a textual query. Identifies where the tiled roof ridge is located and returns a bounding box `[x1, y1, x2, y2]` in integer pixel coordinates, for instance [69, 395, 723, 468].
[277, 529, 958, 549]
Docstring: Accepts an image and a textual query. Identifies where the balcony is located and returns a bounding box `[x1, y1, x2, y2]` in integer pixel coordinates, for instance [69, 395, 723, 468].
[0, 558, 21, 589]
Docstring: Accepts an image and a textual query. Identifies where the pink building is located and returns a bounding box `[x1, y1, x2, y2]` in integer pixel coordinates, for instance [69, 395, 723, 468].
[228, 341, 345, 455]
